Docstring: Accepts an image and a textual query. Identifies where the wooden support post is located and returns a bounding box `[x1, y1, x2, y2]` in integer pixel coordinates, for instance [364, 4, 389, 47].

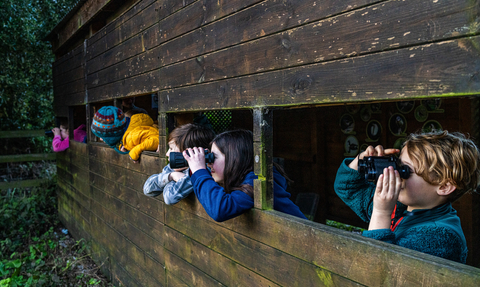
[253, 108, 274, 210]
[113, 98, 122, 110]
[158, 92, 168, 157]
[86, 104, 95, 142]
[68, 106, 74, 140]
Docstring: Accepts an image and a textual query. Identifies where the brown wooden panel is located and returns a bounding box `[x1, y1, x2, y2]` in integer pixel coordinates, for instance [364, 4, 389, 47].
[86, 0, 380, 92]
[110, 260, 142, 287]
[164, 249, 225, 287]
[53, 45, 84, 76]
[159, 37, 480, 111]
[52, 0, 113, 51]
[87, 0, 157, 50]
[228, 209, 480, 286]
[89, 211, 165, 286]
[165, 208, 360, 286]
[88, 143, 163, 174]
[90, 198, 165, 264]
[54, 66, 84, 88]
[55, 79, 85, 98]
[155, 0, 480, 91]
[87, 0, 196, 75]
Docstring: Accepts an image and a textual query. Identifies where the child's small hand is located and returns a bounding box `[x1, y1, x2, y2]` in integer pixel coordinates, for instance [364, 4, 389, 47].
[52, 127, 61, 137]
[169, 172, 185, 182]
[348, 145, 400, 171]
[368, 166, 402, 230]
[129, 155, 139, 164]
[156, 144, 159, 153]
[183, 147, 206, 174]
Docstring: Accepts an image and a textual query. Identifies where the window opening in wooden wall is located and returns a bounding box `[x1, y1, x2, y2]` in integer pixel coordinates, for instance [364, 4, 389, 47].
[205, 110, 232, 134]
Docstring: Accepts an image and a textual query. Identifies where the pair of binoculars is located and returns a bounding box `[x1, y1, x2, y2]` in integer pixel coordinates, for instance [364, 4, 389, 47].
[169, 150, 215, 169]
[45, 130, 54, 137]
[358, 156, 411, 183]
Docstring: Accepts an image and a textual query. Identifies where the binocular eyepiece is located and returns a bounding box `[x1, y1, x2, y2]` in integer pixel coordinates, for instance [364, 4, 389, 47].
[358, 156, 411, 183]
[169, 150, 215, 169]
[45, 130, 54, 137]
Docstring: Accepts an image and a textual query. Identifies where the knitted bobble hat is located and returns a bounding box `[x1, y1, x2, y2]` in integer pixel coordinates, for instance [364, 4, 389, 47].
[91, 106, 129, 154]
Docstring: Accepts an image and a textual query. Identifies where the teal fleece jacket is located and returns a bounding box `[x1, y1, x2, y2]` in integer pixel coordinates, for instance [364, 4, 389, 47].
[334, 158, 467, 263]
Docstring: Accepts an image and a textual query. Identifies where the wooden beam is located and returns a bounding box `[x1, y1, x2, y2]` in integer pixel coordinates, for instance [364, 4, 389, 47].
[0, 179, 49, 189]
[0, 153, 56, 163]
[253, 108, 273, 210]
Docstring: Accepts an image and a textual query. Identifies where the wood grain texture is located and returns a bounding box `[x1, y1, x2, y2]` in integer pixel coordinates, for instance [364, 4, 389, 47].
[160, 36, 480, 111]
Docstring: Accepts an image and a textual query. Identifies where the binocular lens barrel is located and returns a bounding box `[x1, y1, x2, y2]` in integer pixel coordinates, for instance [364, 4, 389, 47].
[169, 150, 215, 169]
[358, 156, 411, 183]
[45, 130, 54, 137]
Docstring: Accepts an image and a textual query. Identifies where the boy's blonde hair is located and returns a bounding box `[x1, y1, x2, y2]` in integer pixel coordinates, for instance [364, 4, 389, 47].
[169, 123, 215, 151]
[403, 130, 480, 202]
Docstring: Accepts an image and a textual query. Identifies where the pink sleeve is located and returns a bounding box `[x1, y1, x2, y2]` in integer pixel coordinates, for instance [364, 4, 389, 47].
[52, 135, 69, 152]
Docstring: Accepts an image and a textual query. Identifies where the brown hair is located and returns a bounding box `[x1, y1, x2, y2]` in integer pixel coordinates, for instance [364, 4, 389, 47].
[403, 130, 480, 202]
[212, 130, 255, 197]
[168, 123, 215, 151]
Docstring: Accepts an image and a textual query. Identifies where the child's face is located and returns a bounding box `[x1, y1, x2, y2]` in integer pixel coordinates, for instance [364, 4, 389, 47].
[60, 126, 69, 140]
[398, 147, 443, 211]
[208, 143, 225, 184]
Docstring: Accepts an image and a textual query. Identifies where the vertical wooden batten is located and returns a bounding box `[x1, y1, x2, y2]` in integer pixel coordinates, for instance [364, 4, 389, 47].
[253, 108, 274, 210]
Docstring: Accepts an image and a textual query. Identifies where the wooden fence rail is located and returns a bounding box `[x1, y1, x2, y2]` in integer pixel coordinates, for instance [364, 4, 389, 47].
[0, 130, 56, 190]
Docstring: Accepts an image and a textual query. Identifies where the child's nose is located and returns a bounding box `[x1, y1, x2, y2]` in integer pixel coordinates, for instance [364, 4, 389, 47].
[165, 149, 171, 158]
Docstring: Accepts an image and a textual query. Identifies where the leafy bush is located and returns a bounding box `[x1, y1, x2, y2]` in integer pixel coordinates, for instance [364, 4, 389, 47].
[0, 181, 113, 286]
[0, 0, 76, 131]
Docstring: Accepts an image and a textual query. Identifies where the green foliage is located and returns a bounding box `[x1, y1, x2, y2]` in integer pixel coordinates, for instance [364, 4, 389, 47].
[0, 0, 77, 130]
[0, 182, 113, 286]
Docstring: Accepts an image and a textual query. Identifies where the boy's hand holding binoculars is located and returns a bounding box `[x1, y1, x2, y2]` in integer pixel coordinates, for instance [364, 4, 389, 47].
[353, 145, 403, 230]
[183, 147, 207, 174]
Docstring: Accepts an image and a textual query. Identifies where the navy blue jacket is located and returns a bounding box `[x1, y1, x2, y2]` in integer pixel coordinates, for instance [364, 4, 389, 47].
[191, 168, 307, 222]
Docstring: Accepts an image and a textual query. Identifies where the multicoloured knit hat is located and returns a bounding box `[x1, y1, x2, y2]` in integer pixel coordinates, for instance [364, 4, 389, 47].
[91, 106, 129, 153]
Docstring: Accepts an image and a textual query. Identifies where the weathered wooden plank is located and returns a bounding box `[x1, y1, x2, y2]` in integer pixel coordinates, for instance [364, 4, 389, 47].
[87, 0, 379, 93]
[91, 184, 165, 238]
[87, 0, 197, 75]
[159, 36, 480, 111]
[253, 108, 274, 210]
[0, 130, 47, 138]
[158, 0, 480, 90]
[0, 179, 49, 190]
[87, 0, 157, 47]
[229, 209, 480, 287]
[87, 0, 162, 62]
[110, 260, 142, 287]
[165, 207, 361, 287]
[0, 153, 56, 163]
[88, 142, 163, 174]
[54, 67, 84, 92]
[51, 0, 113, 52]
[55, 79, 85, 98]
[90, 198, 165, 264]
[53, 44, 84, 76]
[164, 249, 225, 287]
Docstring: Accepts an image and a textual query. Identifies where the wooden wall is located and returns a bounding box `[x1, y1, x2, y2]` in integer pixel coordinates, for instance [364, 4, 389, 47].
[51, 0, 480, 285]
[57, 141, 480, 286]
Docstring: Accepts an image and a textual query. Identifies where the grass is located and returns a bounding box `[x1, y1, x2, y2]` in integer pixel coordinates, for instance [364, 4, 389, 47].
[0, 178, 113, 286]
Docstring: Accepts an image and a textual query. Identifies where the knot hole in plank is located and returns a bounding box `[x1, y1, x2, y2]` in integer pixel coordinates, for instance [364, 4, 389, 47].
[291, 76, 312, 95]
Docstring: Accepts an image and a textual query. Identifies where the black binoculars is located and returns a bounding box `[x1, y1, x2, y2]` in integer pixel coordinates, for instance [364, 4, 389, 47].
[169, 150, 215, 169]
[45, 130, 54, 137]
[358, 156, 411, 183]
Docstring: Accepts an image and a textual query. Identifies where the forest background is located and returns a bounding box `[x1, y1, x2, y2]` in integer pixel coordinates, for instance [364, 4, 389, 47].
[1, 0, 112, 285]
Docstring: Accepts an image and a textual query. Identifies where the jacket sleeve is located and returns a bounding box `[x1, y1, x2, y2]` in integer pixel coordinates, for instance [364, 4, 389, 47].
[52, 135, 69, 152]
[128, 131, 159, 161]
[334, 158, 375, 222]
[364, 226, 467, 263]
[191, 169, 254, 222]
[143, 165, 172, 197]
[163, 170, 194, 205]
